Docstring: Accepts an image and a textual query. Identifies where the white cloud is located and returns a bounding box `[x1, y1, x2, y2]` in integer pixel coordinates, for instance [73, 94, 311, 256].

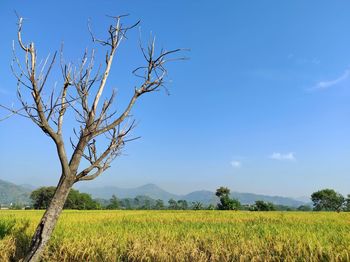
[230, 160, 241, 168]
[269, 152, 295, 161]
[314, 69, 350, 89]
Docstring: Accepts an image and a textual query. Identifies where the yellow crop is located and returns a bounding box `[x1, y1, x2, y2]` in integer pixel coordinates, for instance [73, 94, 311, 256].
[0, 210, 349, 261]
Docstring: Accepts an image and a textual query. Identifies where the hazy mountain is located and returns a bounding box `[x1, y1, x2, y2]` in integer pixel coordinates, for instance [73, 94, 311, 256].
[0, 179, 31, 205]
[20, 184, 37, 191]
[0, 179, 307, 207]
[230, 192, 305, 207]
[182, 190, 305, 207]
[183, 190, 218, 205]
[80, 184, 306, 207]
[295, 196, 311, 203]
[78, 183, 179, 201]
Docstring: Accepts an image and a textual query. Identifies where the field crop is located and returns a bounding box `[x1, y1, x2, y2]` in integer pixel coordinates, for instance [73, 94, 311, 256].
[0, 210, 349, 261]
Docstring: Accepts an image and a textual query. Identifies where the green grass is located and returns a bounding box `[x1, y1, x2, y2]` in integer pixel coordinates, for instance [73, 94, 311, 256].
[0, 210, 349, 261]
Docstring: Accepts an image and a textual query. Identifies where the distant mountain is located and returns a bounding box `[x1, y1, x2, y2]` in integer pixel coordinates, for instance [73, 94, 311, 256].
[80, 184, 306, 207]
[0, 179, 31, 205]
[183, 190, 218, 205]
[182, 191, 305, 207]
[78, 183, 179, 201]
[19, 183, 37, 191]
[230, 192, 304, 207]
[295, 196, 311, 203]
[0, 179, 307, 207]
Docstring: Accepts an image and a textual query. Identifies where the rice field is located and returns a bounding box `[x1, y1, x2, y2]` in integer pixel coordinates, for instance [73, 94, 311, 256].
[0, 210, 349, 261]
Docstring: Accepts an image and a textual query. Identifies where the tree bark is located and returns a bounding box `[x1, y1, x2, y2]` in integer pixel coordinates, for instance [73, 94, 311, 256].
[23, 175, 74, 262]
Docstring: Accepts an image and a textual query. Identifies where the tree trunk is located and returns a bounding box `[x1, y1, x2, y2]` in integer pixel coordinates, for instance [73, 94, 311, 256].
[23, 176, 74, 262]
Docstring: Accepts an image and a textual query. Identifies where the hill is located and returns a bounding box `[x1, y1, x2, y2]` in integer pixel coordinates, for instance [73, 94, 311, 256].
[78, 183, 179, 201]
[0, 179, 307, 207]
[0, 179, 31, 205]
[79, 184, 306, 207]
[230, 192, 305, 207]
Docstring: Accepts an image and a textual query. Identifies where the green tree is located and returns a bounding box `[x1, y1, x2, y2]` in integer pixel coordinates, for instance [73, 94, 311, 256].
[344, 194, 350, 212]
[253, 200, 276, 211]
[311, 189, 345, 211]
[30, 187, 99, 210]
[134, 196, 141, 208]
[297, 205, 312, 211]
[207, 204, 216, 210]
[168, 198, 178, 209]
[154, 199, 165, 210]
[142, 199, 152, 210]
[106, 195, 120, 210]
[177, 200, 188, 210]
[215, 187, 230, 198]
[191, 201, 203, 210]
[72, 192, 100, 210]
[215, 187, 241, 210]
[30, 187, 56, 209]
[121, 199, 132, 210]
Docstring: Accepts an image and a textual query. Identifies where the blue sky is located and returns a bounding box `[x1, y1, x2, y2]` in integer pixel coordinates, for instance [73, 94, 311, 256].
[0, 1, 349, 198]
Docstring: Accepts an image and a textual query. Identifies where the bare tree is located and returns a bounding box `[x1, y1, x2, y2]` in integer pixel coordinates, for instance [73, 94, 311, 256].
[1, 15, 183, 261]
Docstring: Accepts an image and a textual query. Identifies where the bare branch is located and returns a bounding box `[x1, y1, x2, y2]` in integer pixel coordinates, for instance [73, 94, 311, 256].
[17, 17, 30, 52]
[76, 119, 137, 182]
[1, 14, 183, 184]
[92, 44, 184, 138]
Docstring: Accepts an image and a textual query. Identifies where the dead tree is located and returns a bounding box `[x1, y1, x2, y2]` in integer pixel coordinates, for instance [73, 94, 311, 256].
[1, 15, 183, 261]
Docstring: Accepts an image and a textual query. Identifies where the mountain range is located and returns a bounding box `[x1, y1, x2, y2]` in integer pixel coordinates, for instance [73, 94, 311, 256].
[78, 183, 307, 207]
[0, 179, 308, 207]
[0, 179, 31, 205]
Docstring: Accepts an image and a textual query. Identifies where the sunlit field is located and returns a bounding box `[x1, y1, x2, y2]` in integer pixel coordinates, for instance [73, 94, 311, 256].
[0, 210, 349, 261]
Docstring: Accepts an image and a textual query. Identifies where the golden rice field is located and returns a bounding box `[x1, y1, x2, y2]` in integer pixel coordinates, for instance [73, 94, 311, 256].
[0, 210, 349, 261]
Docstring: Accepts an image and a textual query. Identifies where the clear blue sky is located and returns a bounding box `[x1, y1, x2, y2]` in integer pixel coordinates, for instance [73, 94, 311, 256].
[0, 1, 349, 198]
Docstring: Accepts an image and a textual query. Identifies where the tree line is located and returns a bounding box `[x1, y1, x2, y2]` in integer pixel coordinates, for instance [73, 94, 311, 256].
[28, 187, 213, 210]
[24, 186, 349, 212]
